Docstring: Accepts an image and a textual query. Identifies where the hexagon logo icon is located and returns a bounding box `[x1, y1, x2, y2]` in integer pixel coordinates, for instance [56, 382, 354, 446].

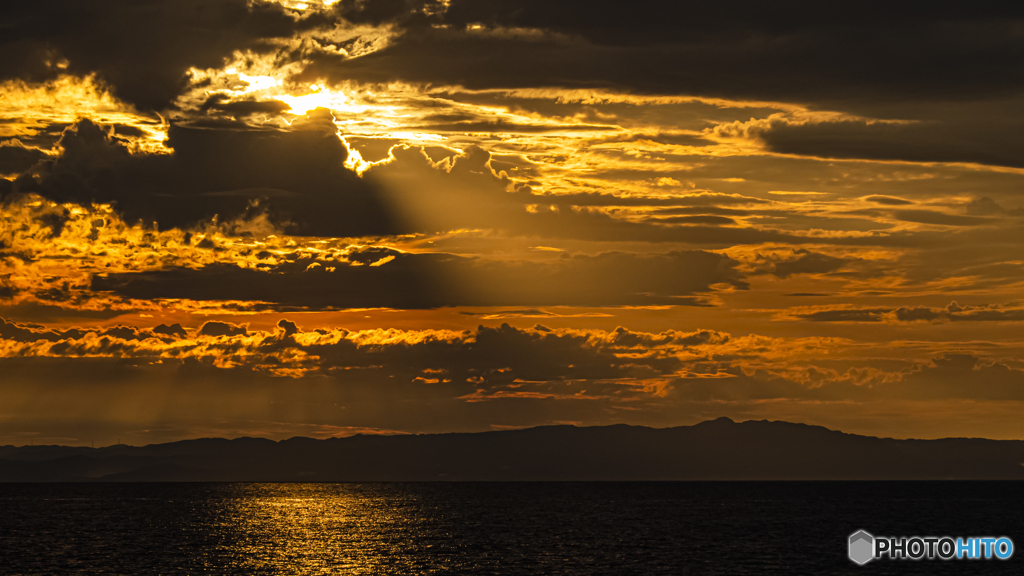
[849, 530, 875, 565]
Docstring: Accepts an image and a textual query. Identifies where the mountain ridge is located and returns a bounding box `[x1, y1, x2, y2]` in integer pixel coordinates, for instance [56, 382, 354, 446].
[2, 418, 1022, 482]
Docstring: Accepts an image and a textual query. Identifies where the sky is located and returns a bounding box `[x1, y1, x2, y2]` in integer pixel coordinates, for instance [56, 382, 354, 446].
[2, 0, 1024, 445]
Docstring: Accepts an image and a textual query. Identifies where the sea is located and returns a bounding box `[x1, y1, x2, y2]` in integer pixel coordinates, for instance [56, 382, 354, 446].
[1, 482, 1020, 575]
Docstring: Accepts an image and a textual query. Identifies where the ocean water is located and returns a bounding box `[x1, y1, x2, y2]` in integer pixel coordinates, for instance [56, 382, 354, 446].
[0, 482, 1020, 575]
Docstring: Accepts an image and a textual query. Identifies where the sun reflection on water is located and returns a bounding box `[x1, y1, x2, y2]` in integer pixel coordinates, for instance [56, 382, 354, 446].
[211, 484, 434, 575]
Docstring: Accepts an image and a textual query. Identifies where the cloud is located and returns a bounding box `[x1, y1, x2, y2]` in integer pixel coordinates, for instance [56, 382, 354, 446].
[0, 318, 704, 384]
[0, 317, 860, 405]
[331, 0, 447, 27]
[0, 141, 47, 176]
[12, 115, 394, 236]
[199, 95, 293, 119]
[0, 0, 320, 110]
[11, 117, 971, 260]
[198, 321, 248, 337]
[748, 248, 849, 279]
[300, 3, 1024, 111]
[892, 353, 1024, 401]
[890, 209, 995, 227]
[759, 115, 1024, 169]
[91, 248, 749, 309]
[0, 317, 84, 342]
[7, 121, 812, 247]
[407, 118, 620, 134]
[556, 193, 770, 209]
[0, 184, 823, 314]
[655, 215, 738, 226]
[366, 146, 821, 245]
[153, 323, 188, 338]
[792, 308, 889, 323]
[965, 197, 1006, 216]
[894, 302, 1024, 323]
[5, 0, 1024, 443]
[459, 309, 614, 320]
[3, 314, 1023, 441]
[667, 352, 1024, 403]
[864, 195, 912, 206]
[778, 302, 1024, 324]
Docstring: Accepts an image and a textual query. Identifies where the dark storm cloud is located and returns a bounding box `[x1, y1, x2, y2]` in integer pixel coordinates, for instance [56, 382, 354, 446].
[781, 302, 1024, 324]
[750, 249, 849, 279]
[606, 326, 728, 348]
[890, 210, 996, 227]
[91, 248, 749, 309]
[439, 1, 1024, 50]
[198, 321, 249, 337]
[651, 206, 752, 217]
[965, 197, 1015, 216]
[10, 115, 396, 236]
[843, 207, 998, 228]
[794, 309, 888, 323]
[759, 117, 1024, 169]
[894, 302, 1024, 323]
[864, 195, 913, 206]
[296, 2, 1024, 170]
[7, 122, 799, 244]
[153, 323, 188, 338]
[538, 192, 769, 209]
[0, 317, 83, 342]
[331, 0, 447, 27]
[199, 95, 293, 119]
[306, 322, 681, 383]
[626, 133, 719, 147]
[6, 1, 1024, 169]
[5, 125, 994, 263]
[0, 317, 206, 346]
[0, 142, 47, 176]
[0, 0, 325, 110]
[654, 215, 738, 226]
[301, 3, 1024, 106]
[6, 123, 925, 264]
[406, 119, 620, 133]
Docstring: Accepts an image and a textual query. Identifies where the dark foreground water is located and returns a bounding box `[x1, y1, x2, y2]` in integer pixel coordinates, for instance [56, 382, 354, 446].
[0, 482, 1021, 575]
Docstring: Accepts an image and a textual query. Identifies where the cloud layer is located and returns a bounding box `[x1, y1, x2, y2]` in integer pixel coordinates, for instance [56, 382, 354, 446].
[3, 0, 1024, 443]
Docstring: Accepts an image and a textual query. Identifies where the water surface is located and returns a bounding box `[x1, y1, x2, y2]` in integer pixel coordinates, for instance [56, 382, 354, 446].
[1, 482, 1021, 574]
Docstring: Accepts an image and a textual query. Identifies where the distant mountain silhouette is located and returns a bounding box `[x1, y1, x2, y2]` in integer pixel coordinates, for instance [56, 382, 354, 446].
[2, 418, 1023, 481]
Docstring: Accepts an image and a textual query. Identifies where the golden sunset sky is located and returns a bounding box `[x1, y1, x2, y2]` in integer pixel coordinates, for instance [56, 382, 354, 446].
[3, 0, 1024, 444]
